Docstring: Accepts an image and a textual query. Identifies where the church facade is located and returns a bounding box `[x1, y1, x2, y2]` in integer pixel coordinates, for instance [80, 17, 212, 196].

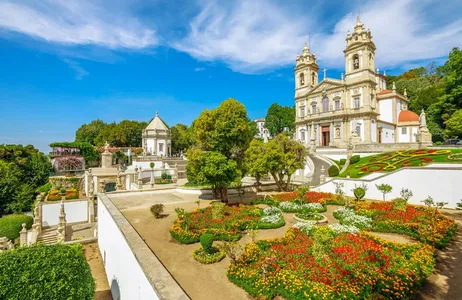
[294, 17, 430, 149]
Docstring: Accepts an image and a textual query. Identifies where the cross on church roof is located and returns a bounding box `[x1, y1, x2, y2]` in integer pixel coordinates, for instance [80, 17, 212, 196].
[323, 68, 327, 80]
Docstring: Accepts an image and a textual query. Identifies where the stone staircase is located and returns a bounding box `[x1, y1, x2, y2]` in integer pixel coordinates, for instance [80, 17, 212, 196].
[309, 155, 334, 186]
[36, 228, 58, 245]
[163, 158, 187, 179]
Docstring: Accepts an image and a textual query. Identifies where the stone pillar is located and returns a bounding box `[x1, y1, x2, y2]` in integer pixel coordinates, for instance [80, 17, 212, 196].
[320, 166, 326, 183]
[329, 122, 334, 146]
[334, 125, 342, 147]
[20, 223, 28, 246]
[363, 118, 372, 143]
[138, 167, 144, 189]
[173, 163, 178, 183]
[57, 201, 67, 243]
[309, 123, 316, 154]
[150, 168, 155, 187]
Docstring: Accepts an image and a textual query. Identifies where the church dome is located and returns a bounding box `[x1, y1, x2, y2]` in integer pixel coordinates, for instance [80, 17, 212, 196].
[398, 110, 419, 123]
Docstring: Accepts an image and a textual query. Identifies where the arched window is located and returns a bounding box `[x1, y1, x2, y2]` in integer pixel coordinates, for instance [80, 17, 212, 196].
[311, 72, 316, 85]
[369, 53, 373, 66]
[322, 96, 329, 112]
[353, 54, 360, 70]
[299, 73, 305, 86]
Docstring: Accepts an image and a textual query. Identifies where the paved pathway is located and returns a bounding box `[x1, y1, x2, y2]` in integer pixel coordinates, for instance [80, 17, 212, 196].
[309, 155, 332, 186]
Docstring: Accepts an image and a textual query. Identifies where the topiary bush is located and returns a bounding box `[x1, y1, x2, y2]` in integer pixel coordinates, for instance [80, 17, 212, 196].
[0, 214, 33, 240]
[0, 243, 95, 299]
[339, 159, 346, 165]
[350, 155, 360, 164]
[161, 172, 168, 180]
[328, 165, 339, 177]
[150, 204, 165, 218]
[200, 233, 214, 254]
[352, 184, 368, 201]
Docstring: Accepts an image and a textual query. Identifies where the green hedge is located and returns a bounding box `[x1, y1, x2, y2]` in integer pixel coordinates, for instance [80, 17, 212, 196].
[0, 214, 33, 240]
[350, 155, 360, 164]
[35, 182, 52, 194]
[0, 244, 95, 300]
[328, 165, 339, 177]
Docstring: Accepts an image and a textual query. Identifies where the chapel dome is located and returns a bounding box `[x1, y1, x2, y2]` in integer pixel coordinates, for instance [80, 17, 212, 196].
[398, 110, 419, 123]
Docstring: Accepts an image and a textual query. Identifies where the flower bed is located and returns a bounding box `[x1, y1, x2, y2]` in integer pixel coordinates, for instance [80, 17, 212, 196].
[256, 191, 343, 207]
[47, 188, 79, 201]
[279, 202, 326, 213]
[170, 205, 285, 244]
[227, 228, 435, 299]
[353, 201, 457, 248]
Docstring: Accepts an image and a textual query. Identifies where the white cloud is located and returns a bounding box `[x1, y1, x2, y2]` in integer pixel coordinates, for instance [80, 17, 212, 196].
[194, 67, 205, 72]
[0, 0, 158, 49]
[62, 58, 89, 80]
[173, 0, 462, 73]
[172, 1, 311, 73]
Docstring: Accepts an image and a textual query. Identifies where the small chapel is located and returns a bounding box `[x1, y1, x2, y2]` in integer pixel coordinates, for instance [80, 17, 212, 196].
[142, 111, 171, 156]
[294, 17, 432, 149]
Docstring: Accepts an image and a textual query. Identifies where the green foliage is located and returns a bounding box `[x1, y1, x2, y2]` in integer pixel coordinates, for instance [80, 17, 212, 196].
[265, 103, 295, 136]
[296, 186, 310, 200]
[0, 144, 51, 216]
[352, 183, 367, 201]
[339, 158, 346, 165]
[444, 109, 462, 138]
[150, 204, 165, 219]
[259, 134, 307, 191]
[328, 165, 339, 177]
[211, 202, 225, 220]
[149, 162, 155, 169]
[376, 184, 393, 201]
[161, 172, 168, 180]
[392, 198, 408, 210]
[0, 244, 95, 299]
[244, 139, 267, 183]
[456, 200, 462, 210]
[171, 123, 193, 153]
[311, 226, 334, 261]
[35, 182, 52, 194]
[350, 155, 360, 164]
[220, 241, 243, 263]
[50, 141, 98, 163]
[75, 119, 147, 147]
[193, 247, 225, 264]
[400, 188, 413, 201]
[0, 214, 33, 240]
[200, 233, 215, 254]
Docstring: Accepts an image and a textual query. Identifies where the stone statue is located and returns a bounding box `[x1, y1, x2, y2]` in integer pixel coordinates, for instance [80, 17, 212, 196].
[335, 127, 340, 138]
[88, 179, 94, 198]
[104, 141, 110, 153]
[420, 109, 427, 127]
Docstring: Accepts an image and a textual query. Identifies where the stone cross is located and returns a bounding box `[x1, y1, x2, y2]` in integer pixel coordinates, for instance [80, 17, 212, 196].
[323, 68, 327, 80]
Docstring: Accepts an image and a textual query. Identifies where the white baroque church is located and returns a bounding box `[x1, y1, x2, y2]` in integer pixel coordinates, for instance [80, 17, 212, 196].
[142, 111, 171, 156]
[294, 17, 431, 149]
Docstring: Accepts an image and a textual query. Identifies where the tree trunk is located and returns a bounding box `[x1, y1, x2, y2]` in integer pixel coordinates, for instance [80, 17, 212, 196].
[255, 174, 262, 192]
[286, 174, 292, 191]
[220, 187, 229, 203]
[270, 172, 283, 192]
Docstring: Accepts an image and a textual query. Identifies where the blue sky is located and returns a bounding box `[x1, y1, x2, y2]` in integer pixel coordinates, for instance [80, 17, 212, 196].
[0, 0, 461, 153]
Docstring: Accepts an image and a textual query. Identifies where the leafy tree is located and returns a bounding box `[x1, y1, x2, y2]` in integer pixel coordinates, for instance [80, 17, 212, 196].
[0, 145, 51, 216]
[376, 184, 392, 201]
[94, 122, 117, 146]
[171, 123, 193, 154]
[75, 120, 106, 145]
[244, 139, 267, 186]
[444, 109, 462, 138]
[261, 134, 306, 191]
[189, 99, 253, 201]
[265, 103, 295, 136]
[438, 48, 462, 110]
[112, 120, 146, 147]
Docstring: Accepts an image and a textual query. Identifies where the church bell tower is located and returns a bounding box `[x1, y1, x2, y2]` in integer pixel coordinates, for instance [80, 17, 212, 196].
[294, 43, 319, 91]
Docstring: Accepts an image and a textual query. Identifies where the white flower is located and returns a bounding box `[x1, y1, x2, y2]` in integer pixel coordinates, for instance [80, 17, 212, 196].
[329, 223, 360, 235]
[293, 221, 315, 234]
[279, 202, 299, 210]
[302, 203, 324, 211]
[263, 206, 282, 216]
[260, 214, 283, 224]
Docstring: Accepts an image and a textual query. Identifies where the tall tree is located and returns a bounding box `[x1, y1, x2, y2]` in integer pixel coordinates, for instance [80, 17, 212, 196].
[75, 120, 106, 145]
[171, 124, 193, 154]
[444, 109, 462, 138]
[188, 98, 253, 201]
[265, 103, 295, 136]
[244, 139, 267, 186]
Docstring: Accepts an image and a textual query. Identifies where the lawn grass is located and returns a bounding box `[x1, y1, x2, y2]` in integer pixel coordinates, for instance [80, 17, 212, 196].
[338, 148, 462, 178]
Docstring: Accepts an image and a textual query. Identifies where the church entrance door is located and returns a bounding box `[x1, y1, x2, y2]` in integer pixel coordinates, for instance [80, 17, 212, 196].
[378, 129, 382, 144]
[321, 126, 330, 146]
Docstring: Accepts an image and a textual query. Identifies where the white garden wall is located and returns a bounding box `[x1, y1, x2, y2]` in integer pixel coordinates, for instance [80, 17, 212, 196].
[316, 167, 462, 209]
[42, 200, 88, 227]
[98, 195, 189, 300]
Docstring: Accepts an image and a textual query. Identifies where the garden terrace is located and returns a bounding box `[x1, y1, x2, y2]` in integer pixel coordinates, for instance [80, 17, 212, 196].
[338, 149, 462, 178]
[228, 228, 435, 299]
[352, 201, 458, 248]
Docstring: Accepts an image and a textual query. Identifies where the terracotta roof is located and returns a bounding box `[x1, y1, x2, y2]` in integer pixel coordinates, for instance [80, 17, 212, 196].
[254, 118, 265, 122]
[398, 110, 420, 123]
[377, 89, 392, 95]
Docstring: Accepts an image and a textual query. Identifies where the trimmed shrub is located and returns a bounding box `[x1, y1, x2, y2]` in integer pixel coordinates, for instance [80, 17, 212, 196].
[339, 158, 346, 165]
[200, 233, 214, 254]
[0, 244, 95, 299]
[0, 214, 33, 240]
[150, 204, 165, 218]
[161, 172, 168, 180]
[35, 182, 52, 194]
[328, 165, 339, 177]
[350, 155, 360, 164]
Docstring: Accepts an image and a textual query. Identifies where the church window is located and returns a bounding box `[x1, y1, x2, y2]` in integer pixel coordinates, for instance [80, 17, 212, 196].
[402, 127, 407, 134]
[299, 73, 305, 86]
[335, 100, 340, 111]
[353, 54, 360, 70]
[311, 72, 316, 85]
[159, 143, 164, 152]
[300, 106, 305, 117]
[354, 97, 360, 108]
[311, 104, 317, 114]
[322, 96, 329, 112]
[356, 124, 361, 137]
[300, 130, 306, 141]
